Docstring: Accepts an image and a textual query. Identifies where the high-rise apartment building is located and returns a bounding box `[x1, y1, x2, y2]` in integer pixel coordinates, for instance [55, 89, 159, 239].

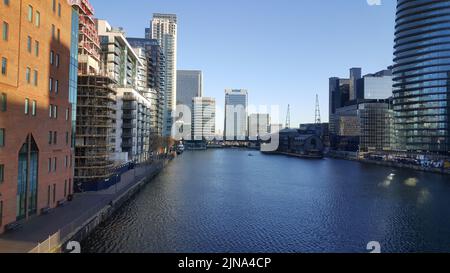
[127, 37, 166, 137]
[224, 89, 248, 141]
[96, 20, 152, 165]
[393, 0, 450, 154]
[72, 2, 119, 192]
[0, 0, 75, 232]
[192, 97, 216, 141]
[177, 70, 203, 109]
[149, 14, 177, 137]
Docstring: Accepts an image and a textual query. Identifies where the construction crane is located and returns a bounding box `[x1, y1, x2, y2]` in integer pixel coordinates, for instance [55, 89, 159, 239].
[315, 94, 321, 124]
[285, 104, 291, 129]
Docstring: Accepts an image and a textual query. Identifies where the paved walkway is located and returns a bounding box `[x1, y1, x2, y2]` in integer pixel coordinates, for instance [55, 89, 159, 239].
[0, 160, 166, 253]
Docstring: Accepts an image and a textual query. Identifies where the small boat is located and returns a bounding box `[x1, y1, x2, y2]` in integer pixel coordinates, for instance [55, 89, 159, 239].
[248, 153, 254, 157]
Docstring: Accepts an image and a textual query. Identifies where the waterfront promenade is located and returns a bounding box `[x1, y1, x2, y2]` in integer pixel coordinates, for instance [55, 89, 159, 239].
[0, 159, 168, 253]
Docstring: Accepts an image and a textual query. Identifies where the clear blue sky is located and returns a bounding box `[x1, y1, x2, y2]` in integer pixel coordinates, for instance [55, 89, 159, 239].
[90, 0, 396, 130]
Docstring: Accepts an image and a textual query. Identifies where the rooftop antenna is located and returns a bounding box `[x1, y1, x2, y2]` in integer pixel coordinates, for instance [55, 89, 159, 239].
[315, 94, 321, 124]
[285, 104, 291, 129]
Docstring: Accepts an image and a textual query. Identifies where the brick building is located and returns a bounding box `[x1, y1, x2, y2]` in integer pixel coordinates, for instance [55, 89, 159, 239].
[0, 0, 75, 233]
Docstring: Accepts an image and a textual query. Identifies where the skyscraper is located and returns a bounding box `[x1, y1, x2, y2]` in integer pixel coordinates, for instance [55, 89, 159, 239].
[192, 97, 216, 141]
[150, 14, 177, 137]
[0, 0, 75, 233]
[177, 70, 203, 109]
[224, 89, 248, 141]
[248, 114, 271, 141]
[349, 68, 362, 101]
[393, 0, 450, 154]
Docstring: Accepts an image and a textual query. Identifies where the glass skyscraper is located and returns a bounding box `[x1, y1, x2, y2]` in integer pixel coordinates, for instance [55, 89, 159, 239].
[393, 0, 450, 154]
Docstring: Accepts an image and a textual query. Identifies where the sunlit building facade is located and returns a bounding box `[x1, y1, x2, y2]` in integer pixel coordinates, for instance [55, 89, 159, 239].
[393, 0, 450, 154]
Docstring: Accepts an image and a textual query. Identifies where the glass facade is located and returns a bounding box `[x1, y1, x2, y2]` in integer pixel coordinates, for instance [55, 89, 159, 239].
[393, 0, 450, 154]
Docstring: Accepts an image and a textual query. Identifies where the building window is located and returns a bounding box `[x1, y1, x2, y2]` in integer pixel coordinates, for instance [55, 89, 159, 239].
[48, 158, 51, 173]
[49, 77, 53, 92]
[64, 180, 67, 197]
[24, 98, 29, 115]
[51, 25, 55, 39]
[49, 104, 52, 118]
[0, 128, 5, 147]
[58, 3, 61, 17]
[64, 156, 68, 168]
[0, 93, 6, 112]
[26, 67, 31, 83]
[55, 80, 58, 93]
[53, 158, 57, 172]
[53, 105, 58, 119]
[27, 36, 32, 53]
[35, 11, 40, 27]
[1, 57, 7, 75]
[3, 0, 9, 6]
[57, 29, 60, 42]
[0, 164, 4, 183]
[27, 5, 33, 22]
[35, 41, 39, 56]
[65, 131, 69, 144]
[31, 100, 36, 116]
[65, 108, 69, 121]
[2, 21, 8, 41]
[55, 54, 60, 67]
[53, 131, 57, 144]
[47, 185, 51, 206]
[52, 184, 56, 204]
[50, 50, 54, 65]
[52, 0, 56, 12]
[48, 131, 52, 144]
[33, 70, 38, 86]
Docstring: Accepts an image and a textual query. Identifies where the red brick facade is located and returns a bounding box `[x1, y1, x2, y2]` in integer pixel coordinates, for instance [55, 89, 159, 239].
[0, 0, 74, 233]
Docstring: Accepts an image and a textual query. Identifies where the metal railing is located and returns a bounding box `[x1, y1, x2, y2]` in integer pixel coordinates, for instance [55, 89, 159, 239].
[28, 202, 106, 253]
[28, 160, 168, 253]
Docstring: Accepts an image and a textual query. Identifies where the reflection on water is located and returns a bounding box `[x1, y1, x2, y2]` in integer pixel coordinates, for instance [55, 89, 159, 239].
[405, 178, 419, 187]
[82, 149, 450, 253]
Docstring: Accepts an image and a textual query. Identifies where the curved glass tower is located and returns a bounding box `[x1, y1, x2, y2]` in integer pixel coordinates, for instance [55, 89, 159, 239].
[393, 0, 450, 154]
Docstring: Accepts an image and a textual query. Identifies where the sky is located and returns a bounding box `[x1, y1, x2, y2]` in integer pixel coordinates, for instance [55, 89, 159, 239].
[90, 0, 396, 131]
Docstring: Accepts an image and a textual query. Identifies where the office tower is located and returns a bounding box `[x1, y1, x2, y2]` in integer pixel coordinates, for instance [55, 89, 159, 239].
[127, 37, 166, 136]
[329, 77, 350, 134]
[177, 70, 203, 109]
[192, 97, 216, 141]
[393, 0, 450, 154]
[150, 14, 177, 137]
[96, 20, 152, 164]
[359, 101, 394, 152]
[358, 69, 393, 100]
[224, 89, 248, 141]
[0, 0, 75, 232]
[349, 68, 361, 101]
[248, 114, 271, 141]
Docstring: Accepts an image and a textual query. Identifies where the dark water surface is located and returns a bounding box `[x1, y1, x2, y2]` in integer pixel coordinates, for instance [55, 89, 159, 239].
[82, 149, 450, 253]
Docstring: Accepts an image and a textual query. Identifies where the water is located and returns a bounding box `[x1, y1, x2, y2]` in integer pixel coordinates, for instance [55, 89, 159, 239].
[82, 149, 450, 253]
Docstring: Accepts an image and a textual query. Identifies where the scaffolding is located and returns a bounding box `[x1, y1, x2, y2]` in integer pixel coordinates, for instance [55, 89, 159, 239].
[75, 75, 117, 182]
[72, 0, 101, 75]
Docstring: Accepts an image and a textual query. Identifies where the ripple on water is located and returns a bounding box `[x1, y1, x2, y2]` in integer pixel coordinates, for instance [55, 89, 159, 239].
[82, 150, 450, 253]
